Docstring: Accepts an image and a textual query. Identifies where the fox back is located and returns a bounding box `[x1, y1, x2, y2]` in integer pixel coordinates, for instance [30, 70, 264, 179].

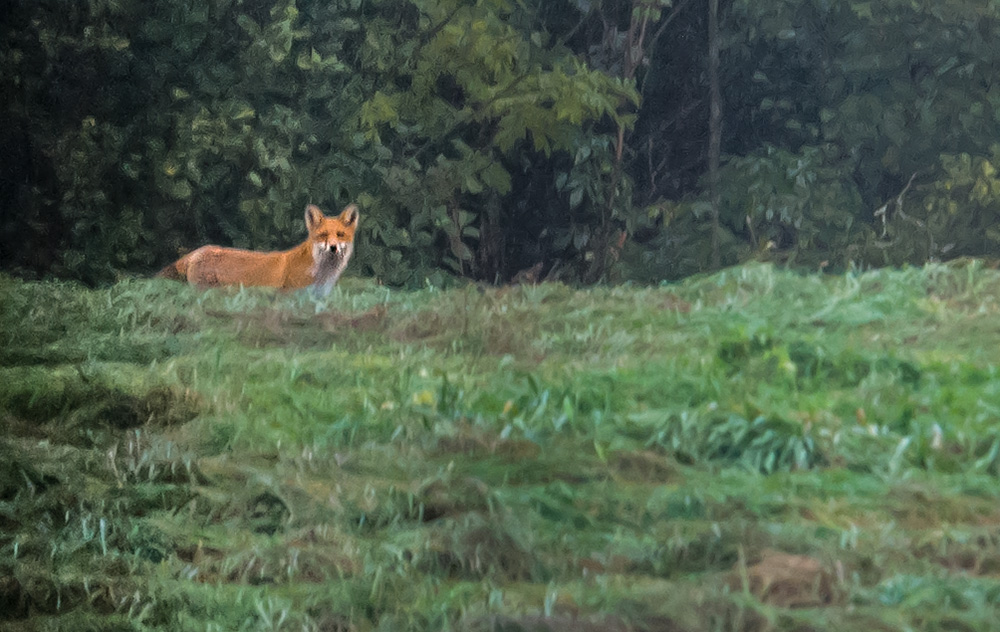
[158, 204, 359, 296]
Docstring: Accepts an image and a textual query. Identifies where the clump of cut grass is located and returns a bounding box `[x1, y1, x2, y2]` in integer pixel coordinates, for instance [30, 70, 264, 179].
[227, 303, 389, 350]
[416, 512, 538, 581]
[0, 365, 203, 450]
[640, 408, 823, 473]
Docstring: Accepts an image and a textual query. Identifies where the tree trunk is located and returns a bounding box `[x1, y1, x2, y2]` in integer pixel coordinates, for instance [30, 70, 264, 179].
[707, 0, 722, 269]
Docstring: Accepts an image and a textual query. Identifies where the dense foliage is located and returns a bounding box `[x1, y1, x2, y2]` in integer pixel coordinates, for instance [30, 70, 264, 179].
[0, 0, 634, 285]
[3, 0, 1000, 283]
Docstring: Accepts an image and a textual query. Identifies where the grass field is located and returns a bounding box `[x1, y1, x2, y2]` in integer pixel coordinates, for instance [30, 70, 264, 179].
[4, 262, 1000, 631]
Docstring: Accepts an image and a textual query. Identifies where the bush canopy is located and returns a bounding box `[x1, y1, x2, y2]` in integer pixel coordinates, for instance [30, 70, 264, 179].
[4, 0, 1000, 284]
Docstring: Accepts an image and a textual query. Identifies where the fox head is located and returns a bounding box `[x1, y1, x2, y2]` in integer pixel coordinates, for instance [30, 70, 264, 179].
[306, 203, 359, 294]
[306, 203, 358, 259]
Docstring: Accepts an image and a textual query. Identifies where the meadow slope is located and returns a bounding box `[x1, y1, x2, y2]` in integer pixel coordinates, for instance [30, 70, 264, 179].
[4, 262, 1000, 630]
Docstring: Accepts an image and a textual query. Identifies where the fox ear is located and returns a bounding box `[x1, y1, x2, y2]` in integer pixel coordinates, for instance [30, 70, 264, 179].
[339, 204, 359, 227]
[305, 204, 325, 230]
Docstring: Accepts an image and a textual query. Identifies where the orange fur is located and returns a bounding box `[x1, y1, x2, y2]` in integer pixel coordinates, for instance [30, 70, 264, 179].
[158, 204, 359, 296]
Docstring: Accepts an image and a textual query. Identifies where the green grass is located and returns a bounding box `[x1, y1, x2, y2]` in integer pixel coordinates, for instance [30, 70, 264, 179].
[4, 262, 1000, 630]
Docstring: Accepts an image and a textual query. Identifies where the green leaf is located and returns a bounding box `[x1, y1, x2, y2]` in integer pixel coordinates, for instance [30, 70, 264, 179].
[463, 174, 483, 194]
[481, 163, 511, 194]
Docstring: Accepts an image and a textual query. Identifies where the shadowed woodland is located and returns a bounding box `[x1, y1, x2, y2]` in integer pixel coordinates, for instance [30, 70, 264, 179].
[5, 0, 1000, 285]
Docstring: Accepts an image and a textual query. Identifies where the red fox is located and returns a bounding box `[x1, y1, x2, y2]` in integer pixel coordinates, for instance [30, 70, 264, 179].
[157, 204, 359, 296]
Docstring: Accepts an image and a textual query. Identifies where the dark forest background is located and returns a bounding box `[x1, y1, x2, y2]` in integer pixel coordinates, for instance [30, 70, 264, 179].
[3, 0, 1000, 287]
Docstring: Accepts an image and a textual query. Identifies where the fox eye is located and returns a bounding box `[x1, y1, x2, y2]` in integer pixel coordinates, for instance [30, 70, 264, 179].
[317, 233, 328, 240]
[336, 231, 346, 239]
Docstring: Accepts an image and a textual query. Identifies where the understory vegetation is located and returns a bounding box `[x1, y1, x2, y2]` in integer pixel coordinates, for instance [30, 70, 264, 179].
[5, 261, 1000, 630]
[7, 0, 1000, 285]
